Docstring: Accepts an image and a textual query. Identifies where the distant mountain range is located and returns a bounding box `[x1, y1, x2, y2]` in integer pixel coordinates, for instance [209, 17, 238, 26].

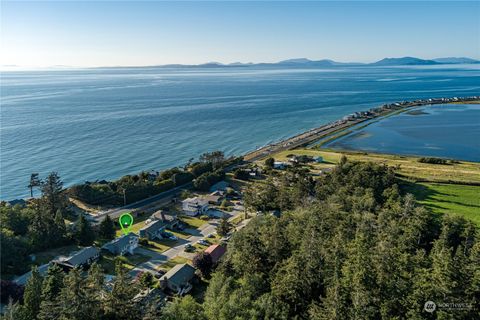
[147, 56, 479, 69]
[4, 57, 478, 70]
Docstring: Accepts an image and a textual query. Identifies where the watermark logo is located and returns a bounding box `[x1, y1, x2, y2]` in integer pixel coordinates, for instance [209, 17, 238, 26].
[424, 301, 436, 313]
[424, 300, 473, 313]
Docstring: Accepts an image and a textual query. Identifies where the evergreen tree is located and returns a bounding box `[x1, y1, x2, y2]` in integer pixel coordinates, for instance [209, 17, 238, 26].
[75, 215, 95, 246]
[161, 296, 206, 320]
[1, 300, 26, 320]
[40, 172, 66, 216]
[99, 215, 116, 240]
[58, 268, 89, 320]
[53, 209, 66, 244]
[217, 215, 232, 237]
[84, 263, 105, 318]
[38, 264, 64, 320]
[28, 173, 41, 198]
[23, 266, 43, 320]
[104, 261, 139, 319]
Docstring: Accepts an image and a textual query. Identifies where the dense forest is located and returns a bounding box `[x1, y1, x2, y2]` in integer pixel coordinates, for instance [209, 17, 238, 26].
[1, 159, 478, 319]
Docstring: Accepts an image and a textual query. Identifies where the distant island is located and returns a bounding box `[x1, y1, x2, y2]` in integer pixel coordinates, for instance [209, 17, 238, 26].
[4, 56, 478, 71]
[97, 56, 479, 69]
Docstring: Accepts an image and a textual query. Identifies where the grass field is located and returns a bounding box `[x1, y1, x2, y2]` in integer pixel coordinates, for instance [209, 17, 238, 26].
[407, 182, 480, 226]
[160, 256, 190, 271]
[143, 239, 178, 253]
[269, 148, 480, 184]
[266, 148, 480, 226]
[180, 215, 208, 228]
[99, 253, 150, 274]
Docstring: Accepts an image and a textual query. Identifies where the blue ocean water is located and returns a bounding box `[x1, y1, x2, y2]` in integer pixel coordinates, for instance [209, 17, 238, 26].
[1, 65, 480, 200]
[325, 104, 480, 161]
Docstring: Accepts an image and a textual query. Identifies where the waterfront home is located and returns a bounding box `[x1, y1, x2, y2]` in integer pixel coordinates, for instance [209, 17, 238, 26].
[209, 180, 229, 192]
[139, 220, 167, 240]
[149, 210, 179, 229]
[159, 263, 196, 295]
[181, 197, 209, 216]
[53, 246, 100, 271]
[204, 244, 226, 264]
[102, 233, 139, 256]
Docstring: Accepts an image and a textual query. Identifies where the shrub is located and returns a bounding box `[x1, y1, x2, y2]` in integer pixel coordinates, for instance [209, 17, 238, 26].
[418, 157, 448, 165]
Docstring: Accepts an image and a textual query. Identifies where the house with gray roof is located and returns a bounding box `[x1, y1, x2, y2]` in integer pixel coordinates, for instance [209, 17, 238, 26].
[102, 233, 139, 256]
[54, 246, 100, 271]
[149, 210, 179, 229]
[209, 180, 229, 192]
[159, 263, 196, 295]
[139, 219, 167, 240]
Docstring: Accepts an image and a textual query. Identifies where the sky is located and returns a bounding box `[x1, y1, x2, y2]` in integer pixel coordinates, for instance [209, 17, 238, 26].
[1, 1, 479, 68]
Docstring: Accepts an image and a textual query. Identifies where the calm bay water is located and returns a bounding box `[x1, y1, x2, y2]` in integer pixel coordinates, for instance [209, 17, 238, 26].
[325, 103, 480, 161]
[1, 65, 480, 199]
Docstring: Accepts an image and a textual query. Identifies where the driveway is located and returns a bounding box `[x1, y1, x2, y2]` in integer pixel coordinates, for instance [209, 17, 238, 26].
[129, 219, 220, 276]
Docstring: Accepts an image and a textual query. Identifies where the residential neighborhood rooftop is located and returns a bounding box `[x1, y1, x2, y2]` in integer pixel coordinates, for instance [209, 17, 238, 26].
[160, 263, 196, 288]
[139, 219, 165, 234]
[204, 244, 226, 263]
[56, 246, 100, 267]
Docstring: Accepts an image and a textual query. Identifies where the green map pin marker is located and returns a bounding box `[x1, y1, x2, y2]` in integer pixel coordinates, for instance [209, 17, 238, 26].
[119, 212, 134, 235]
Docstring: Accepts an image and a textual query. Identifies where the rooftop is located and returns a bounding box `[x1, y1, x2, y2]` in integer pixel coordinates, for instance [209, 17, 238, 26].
[60, 246, 99, 267]
[160, 263, 196, 287]
[102, 233, 138, 251]
[183, 197, 209, 207]
[139, 219, 165, 234]
[204, 244, 226, 263]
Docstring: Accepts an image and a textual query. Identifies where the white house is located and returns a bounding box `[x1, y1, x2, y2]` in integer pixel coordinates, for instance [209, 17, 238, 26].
[181, 197, 209, 216]
[102, 233, 139, 256]
[273, 161, 289, 169]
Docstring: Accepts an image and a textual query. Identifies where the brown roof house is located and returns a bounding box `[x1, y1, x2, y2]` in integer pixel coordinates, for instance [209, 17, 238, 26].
[159, 263, 196, 295]
[204, 244, 226, 264]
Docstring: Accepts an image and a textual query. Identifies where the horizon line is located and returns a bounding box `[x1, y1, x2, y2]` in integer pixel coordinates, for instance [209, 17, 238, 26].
[2, 55, 479, 71]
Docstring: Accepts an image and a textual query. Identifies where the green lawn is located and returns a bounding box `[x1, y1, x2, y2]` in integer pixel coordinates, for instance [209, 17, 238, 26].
[270, 148, 480, 184]
[143, 239, 178, 253]
[160, 256, 191, 271]
[407, 182, 480, 226]
[179, 215, 207, 228]
[115, 214, 151, 237]
[99, 253, 150, 274]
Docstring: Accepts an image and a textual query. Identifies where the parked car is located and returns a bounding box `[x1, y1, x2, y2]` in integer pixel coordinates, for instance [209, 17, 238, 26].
[161, 232, 177, 240]
[184, 244, 195, 252]
[198, 239, 209, 246]
[207, 233, 215, 238]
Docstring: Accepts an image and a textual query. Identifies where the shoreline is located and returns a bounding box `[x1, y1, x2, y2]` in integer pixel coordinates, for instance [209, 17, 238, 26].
[2, 96, 478, 202]
[242, 96, 480, 162]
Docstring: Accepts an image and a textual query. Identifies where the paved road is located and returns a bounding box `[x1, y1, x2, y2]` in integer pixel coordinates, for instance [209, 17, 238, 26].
[91, 164, 243, 225]
[129, 208, 245, 277]
[91, 182, 193, 224]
